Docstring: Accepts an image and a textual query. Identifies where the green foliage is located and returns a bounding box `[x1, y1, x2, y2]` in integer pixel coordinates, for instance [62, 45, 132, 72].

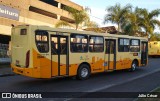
[122, 7, 144, 36]
[104, 4, 160, 37]
[104, 3, 132, 31]
[140, 8, 160, 35]
[84, 21, 99, 28]
[58, 6, 90, 30]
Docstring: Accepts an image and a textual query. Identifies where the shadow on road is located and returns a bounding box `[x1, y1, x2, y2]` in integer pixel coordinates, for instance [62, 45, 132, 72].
[12, 68, 145, 87]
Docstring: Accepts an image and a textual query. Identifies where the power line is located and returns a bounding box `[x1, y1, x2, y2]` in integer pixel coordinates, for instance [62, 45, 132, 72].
[89, 14, 104, 21]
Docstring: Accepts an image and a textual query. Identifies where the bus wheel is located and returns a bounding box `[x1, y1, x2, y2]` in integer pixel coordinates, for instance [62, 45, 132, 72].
[77, 64, 90, 80]
[129, 61, 137, 72]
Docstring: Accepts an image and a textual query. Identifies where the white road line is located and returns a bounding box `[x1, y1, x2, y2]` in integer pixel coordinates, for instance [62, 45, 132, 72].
[64, 68, 160, 101]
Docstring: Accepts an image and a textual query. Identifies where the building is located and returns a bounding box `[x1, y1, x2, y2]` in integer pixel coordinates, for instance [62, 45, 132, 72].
[0, 0, 83, 62]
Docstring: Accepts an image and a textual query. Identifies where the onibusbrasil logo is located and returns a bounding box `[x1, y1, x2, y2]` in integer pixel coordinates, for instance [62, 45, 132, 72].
[2, 93, 42, 98]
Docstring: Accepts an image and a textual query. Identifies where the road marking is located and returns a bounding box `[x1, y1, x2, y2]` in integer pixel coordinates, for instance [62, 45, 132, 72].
[87, 67, 160, 92]
[64, 68, 160, 101]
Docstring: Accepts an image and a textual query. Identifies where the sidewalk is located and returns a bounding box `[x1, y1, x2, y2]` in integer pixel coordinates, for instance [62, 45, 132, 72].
[0, 64, 15, 77]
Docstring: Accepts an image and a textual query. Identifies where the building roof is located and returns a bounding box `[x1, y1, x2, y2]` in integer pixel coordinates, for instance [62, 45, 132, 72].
[84, 26, 117, 34]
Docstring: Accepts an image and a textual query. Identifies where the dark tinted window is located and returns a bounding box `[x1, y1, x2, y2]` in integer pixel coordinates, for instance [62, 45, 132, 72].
[35, 31, 49, 53]
[70, 34, 88, 52]
[89, 36, 104, 52]
[118, 38, 129, 52]
[130, 39, 140, 52]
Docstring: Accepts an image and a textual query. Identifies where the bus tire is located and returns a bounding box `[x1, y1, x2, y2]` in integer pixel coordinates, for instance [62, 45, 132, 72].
[77, 64, 90, 80]
[129, 61, 137, 72]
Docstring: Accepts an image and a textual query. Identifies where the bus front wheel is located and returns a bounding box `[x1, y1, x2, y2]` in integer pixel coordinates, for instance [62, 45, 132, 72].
[77, 64, 90, 80]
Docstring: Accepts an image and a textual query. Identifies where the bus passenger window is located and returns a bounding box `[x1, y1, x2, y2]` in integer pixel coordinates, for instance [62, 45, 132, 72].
[89, 36, 104, 52]
[118, 38, 129, 52]
[35, 31, 49, 53]
[70, 34, 88, 52]
[130, 39, 140, 52]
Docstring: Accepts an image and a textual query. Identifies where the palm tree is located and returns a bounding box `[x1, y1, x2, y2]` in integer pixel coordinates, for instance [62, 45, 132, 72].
[55, 6, 90, 30]
[83, 20, 99, 28]
[140, 8, 160, 36]
[122, 7, 144, 36]
[104, 3, 132, 32]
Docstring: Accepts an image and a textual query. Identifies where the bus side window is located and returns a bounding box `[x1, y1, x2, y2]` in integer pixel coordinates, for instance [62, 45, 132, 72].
[71, 44, 78, 52]
[70, 34, 88, 52]
[118, 38, 129, 52]
[124, 46, 129, 52]
[71, 38, 77, 52]
[83, 44, 88, 52]
[89, 36, 104, 52]
[35, 31, 49, 53]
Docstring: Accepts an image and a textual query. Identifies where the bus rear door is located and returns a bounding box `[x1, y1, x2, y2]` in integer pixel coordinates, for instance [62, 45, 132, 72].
[141, 41, 148, 65]
[51, 35, 69, 77]
[105, 39, 116, 70]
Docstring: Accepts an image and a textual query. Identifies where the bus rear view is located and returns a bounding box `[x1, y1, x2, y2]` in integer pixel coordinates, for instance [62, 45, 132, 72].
[11, 25, 31, 76]
[149, 41, 160, 57]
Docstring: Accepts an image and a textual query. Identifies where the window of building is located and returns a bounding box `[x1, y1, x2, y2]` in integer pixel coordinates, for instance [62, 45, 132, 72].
[89, 36, 104, 52]
[29, 6, 57, 19]
[39, 0, 58, 7]
[0, 34, 10, 58]
[70, 34, 88, 52]
[130, 39, 140, 52]
[118, 38, 129, 52]
[35, 31, 49, 53]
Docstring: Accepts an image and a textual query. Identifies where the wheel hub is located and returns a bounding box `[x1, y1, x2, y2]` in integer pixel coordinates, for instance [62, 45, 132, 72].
[81, 68, 88, 78]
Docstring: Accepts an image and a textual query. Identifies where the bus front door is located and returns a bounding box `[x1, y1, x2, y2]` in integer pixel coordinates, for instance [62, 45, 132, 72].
[51, 35, 69, 77]
[105, 39, 116, 70]
[141, 41, 148, 65]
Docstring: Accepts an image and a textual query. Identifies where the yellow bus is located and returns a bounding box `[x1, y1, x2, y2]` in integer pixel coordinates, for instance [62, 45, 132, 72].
[11, 25, 148, 79]
[148, 41, 160, 57]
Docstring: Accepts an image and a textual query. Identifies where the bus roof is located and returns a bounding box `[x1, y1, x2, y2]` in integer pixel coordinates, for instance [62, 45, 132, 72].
[14, 25, 148, 41]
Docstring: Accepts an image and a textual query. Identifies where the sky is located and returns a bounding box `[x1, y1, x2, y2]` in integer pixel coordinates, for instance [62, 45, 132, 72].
[70, 0, 160, 32]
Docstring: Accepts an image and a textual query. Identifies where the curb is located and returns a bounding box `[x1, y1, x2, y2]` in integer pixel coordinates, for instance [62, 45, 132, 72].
[0, 73, 16, 77]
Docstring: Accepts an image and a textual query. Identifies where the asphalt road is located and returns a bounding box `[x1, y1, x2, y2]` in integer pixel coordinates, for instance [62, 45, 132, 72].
[0, 57, 160, 101]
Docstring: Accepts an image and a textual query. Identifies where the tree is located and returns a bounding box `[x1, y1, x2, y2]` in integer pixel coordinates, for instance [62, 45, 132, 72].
[84, 20, 99, 28]
[140, 8, 160, 36]
[122, 7, 144, 36]
[55, 6, 90, 30]
[104, 3, 132, 32]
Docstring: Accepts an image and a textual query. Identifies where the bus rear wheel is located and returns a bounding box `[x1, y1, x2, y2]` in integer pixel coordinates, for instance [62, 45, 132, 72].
[77, 64, 90, 80]
[129, 61, 137, 72]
